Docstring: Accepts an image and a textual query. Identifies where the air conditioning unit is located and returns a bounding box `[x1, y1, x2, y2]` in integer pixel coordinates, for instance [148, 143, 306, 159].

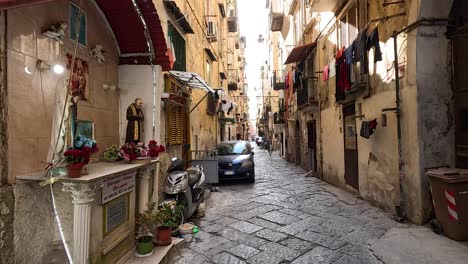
[207, 21, 217, 42]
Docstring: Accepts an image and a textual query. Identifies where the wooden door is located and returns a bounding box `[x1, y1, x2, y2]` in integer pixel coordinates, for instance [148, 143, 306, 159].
[307, 121, 317, 172]
[343, 104, 359, 189]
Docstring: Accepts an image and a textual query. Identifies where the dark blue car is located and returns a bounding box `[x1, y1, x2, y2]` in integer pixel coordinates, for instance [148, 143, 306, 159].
[217, 141, 255, 183]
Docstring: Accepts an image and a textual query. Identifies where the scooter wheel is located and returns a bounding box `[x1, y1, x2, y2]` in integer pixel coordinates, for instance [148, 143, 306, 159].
[430, 219, 443, 234]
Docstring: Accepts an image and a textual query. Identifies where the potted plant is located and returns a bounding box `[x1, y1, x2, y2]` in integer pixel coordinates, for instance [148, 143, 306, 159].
[120, 141, 165, 164]
[135, 202, 157, 257]
[63, 135, 98, 178]
[153, 203, 183, 246]
[102, 144, 122, 162]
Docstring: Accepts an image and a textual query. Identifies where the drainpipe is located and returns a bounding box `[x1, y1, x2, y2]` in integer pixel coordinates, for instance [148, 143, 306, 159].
[391, 17, 450, 222]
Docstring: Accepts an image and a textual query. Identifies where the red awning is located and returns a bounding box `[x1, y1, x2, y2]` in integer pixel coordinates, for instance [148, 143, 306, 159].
[96, 0, 171, 70]
[0, 0, 53, 10]
[1, 0, 171, 70]
[284, 42, 317, 64]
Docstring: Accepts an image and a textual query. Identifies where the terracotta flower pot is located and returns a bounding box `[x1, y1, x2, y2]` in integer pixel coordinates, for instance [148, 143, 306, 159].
[67, 164, 85, 178]
[154, 226, 172, 246]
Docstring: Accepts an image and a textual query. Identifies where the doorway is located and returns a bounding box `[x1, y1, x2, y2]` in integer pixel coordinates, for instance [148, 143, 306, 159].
[451, 1, 468, 168]
[343, 104, 359, 190]
[295, 120, 301, 165]
[307, 121, 317, 172]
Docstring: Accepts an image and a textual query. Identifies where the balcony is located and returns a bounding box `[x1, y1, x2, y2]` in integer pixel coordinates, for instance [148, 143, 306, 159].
[228, 82, 238, 91]
[270, 12, 284, 32]
[297, 76, 319, 112]
[227, 16, 237, 32]
[273, 70, 285, 90]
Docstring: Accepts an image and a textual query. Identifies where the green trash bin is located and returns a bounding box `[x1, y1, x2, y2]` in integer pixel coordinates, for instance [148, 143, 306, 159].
[427, 168, 468, 241]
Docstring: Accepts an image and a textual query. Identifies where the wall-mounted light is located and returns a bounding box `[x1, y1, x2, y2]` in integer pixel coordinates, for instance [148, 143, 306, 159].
[24, 66, 33, 75]
[36, 59, 64, 74]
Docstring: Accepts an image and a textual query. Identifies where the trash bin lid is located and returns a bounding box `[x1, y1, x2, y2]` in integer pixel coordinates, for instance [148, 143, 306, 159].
[426, 168, 468, 183]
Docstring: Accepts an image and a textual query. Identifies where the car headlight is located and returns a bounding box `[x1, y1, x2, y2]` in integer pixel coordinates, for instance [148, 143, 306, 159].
[241, 160, 253, 168]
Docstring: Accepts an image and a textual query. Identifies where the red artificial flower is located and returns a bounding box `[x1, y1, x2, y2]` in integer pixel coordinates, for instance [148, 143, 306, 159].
[158, 145, 165, 153]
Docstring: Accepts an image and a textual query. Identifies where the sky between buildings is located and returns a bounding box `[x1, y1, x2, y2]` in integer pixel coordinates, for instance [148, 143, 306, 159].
[238, 0, 269, 128]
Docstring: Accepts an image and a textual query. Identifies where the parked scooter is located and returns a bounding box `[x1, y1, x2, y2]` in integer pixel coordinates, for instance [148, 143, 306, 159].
[162, 158, 205, 222]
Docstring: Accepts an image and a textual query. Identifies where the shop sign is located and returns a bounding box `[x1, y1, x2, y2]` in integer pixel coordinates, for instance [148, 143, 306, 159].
[102, 171, 136, 203]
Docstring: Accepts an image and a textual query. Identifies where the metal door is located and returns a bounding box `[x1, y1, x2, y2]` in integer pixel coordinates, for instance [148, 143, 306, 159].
[307, 121, 317, 172]
[343, 104, 359, 189]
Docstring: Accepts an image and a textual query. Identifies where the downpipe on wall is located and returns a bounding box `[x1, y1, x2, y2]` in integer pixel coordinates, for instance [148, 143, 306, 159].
[391, 17, 450, 222]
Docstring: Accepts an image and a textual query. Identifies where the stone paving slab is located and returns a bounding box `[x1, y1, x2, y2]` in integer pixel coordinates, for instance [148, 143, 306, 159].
[279, 237, 315, 254]
[212, 252, 246, 264]
[229, 221, 263, 234]
[164, 149, 453, 264]
[253, 229, 289, 242]
[258, 211, 301, 225]
[227, 244, 260, 259]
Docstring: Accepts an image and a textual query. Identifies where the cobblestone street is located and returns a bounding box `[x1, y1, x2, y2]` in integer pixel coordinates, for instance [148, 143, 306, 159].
[164, 147, 404, 264]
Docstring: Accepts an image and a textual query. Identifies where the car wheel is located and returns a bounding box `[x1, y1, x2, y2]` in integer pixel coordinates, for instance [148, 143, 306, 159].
[248, 172, 255, 183]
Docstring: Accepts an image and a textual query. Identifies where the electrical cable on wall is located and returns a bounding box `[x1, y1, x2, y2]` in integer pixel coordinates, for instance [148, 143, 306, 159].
[131, 0, 158, 140]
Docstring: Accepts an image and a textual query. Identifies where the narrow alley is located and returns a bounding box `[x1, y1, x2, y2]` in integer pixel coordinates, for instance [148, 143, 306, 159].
[163, 147, 468, 264]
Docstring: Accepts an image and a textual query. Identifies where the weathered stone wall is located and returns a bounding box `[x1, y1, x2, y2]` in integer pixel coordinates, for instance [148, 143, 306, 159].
[0, 10, 14, 264]
[0, 186, 14, 264]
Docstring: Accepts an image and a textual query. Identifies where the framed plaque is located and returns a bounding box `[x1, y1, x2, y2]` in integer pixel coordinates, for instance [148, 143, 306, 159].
[103, 194, 129, 236]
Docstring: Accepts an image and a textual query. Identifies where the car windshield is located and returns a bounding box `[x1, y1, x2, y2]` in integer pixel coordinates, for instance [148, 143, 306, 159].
[217, 142, 251, 155]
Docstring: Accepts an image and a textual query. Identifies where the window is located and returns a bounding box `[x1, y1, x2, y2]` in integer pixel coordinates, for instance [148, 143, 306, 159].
[207, 92, 217, 115]
[165, 77, 185, 145]
[337, 2, 358, 48]
[205, 59, 211, 85]
[168, 23, 186, 71]
[70, 2, 87, 46]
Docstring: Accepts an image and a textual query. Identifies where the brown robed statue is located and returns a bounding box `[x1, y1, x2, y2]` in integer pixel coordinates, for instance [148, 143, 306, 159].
[125, 98, 144, 143]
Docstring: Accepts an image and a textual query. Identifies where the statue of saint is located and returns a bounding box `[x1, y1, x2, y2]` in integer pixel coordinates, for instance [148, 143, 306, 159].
[125, 98, 144, 143]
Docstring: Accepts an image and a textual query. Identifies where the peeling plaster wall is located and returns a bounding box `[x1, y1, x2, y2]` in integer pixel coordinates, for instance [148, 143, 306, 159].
[410, 0, 455, 223]
[0, 10, 14, 263]
[321, 107, 345, 187]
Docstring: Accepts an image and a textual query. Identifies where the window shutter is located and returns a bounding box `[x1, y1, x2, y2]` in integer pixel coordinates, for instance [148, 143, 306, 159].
[166, 77, 185, 145]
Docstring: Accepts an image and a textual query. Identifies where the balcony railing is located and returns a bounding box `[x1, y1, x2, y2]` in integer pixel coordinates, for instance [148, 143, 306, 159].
[270, 12, 284, 32]
[297, 76, 318, 108]
[227, 16, 237, 32]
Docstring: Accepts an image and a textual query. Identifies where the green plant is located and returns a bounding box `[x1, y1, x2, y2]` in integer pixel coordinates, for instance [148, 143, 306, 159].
[136, 202, 157, 236]
[154, 203, 183, 229]
[102, 144, 122, 161]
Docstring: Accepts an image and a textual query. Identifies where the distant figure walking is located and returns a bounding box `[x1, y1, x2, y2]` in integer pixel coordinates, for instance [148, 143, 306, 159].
[264, 138, 272, 156]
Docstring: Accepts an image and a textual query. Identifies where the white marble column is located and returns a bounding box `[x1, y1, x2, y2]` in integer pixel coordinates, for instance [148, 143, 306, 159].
[137, 166, 151, 213]
[151, 162, 160, 205]
[62, 182, 97, 264]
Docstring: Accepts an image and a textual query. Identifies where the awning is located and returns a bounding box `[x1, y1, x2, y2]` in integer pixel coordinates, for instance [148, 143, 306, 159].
[1, 0, 172, 69]
[0, 0, 53, 10]
[96, 0, 171, 70]
[284, 42, 317, 64]
[163, 0, 195, 34]
[168, 71, 214, 93]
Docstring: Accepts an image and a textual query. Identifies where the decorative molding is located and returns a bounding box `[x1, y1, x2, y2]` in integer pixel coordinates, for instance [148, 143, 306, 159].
[62, 182, 98, 204]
